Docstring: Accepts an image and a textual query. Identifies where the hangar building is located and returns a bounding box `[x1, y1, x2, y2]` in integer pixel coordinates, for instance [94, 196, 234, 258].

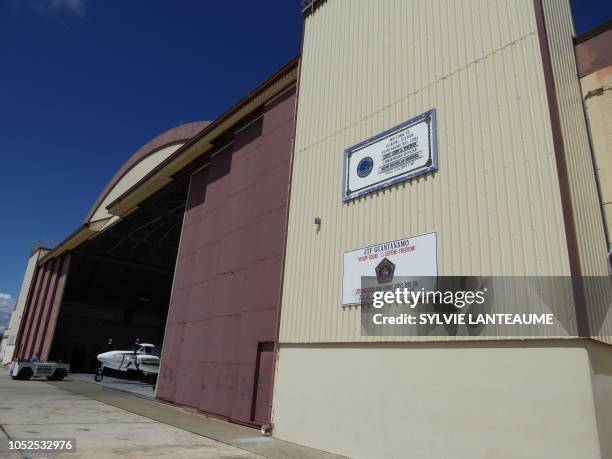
[5, 1, 612, 458]
[271, 1, 612, 459]
[9, 59, 298, 428]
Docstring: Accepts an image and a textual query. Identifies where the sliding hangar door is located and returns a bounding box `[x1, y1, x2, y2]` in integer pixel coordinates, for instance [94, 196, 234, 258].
[12, 60, 298, 426]
[157, 83, 296, 425]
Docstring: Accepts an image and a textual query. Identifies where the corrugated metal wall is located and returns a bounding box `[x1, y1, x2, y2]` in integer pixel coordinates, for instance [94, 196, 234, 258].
[14, 254, 70, 360]
[581, 70, 612, 251]
[540, 0, 611, 344]
[157, 87, 296, 424]
[280, 0, 577, 343]
[541, 0, 608, 276]
[580, 64, 612, 344]
[1, 248, 46, 365]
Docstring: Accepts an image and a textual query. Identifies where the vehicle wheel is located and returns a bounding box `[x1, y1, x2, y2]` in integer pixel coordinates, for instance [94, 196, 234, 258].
[47, 369, 68, 381]
[15, 368, 33, 381]
[94, 373, 103, 382]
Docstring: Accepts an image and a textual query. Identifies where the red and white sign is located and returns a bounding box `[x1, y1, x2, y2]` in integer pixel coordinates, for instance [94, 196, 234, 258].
[341, 232, 438, 305]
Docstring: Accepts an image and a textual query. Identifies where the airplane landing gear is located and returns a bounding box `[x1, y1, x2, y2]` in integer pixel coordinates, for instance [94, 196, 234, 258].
[94, 366, 104, 382]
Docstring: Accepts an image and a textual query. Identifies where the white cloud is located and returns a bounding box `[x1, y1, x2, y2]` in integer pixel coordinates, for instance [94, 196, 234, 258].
[50, 0, 86, 16]
[0, 293, 16, 335]
[13, 0, 87, 17]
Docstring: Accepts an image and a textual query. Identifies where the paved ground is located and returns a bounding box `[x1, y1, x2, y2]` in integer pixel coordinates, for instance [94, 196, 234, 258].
[0, 371, 344, 459]
[69, 373, 156, 399]
[0, 372, 261, 459]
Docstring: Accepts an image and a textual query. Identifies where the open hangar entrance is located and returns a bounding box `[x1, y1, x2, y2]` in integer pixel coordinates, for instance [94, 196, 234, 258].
[12, 60, 298, 429]
[48, 179, 189, 373]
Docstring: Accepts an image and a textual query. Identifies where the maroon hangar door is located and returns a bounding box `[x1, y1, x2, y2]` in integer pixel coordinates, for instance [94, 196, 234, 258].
[252, 342, 275, 424]
[13, 251, 70, 363]
[157, 62, 297, 427]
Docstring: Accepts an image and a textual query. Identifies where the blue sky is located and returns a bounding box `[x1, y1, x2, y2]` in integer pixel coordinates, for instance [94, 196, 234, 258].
[0, 0, 610, 308]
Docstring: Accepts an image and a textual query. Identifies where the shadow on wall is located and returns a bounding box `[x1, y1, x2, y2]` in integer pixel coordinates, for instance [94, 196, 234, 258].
[587, 340, 612, 459]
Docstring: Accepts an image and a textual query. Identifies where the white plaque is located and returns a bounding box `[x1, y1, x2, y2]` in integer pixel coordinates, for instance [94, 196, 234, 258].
[342, 109, 437, 201]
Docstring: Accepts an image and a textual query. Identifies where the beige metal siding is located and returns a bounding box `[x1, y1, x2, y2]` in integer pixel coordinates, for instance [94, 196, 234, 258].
[280, 0, 575, 343]
[541, 0, 609, 277]
[88, 144, 184, 222]
[541, 0, 611, 344]
[581, 69, 612, 249]
[580, 68, 612, 344]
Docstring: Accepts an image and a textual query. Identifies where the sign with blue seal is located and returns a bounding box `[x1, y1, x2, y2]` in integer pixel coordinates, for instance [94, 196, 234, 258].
[356, 156, 374, 178]
[342, 109, 437, 201]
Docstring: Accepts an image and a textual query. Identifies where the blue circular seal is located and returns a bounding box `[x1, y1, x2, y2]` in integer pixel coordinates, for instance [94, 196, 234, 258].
[357, 156, 374, 178]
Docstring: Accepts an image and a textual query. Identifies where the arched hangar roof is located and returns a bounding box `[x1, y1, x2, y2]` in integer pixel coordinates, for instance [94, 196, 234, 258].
[39, 55, 299, 264]
[86, 121, 210, 223]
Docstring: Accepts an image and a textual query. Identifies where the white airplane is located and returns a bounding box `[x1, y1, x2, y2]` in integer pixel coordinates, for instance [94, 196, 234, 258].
[95, 342, 161, 382]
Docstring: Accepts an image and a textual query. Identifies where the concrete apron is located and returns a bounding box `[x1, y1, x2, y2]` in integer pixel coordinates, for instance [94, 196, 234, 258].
[68, 373, 156, 399]
[42, 374, 343, 459]
[0, 371, 259, 459]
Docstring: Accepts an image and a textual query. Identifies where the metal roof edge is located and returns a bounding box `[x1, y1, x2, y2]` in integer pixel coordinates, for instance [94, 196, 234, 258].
[105, 55, 299, 217]
[574, 19, 612, 44]
[38, 224, 97, 265]
[35, 56, 300, 264]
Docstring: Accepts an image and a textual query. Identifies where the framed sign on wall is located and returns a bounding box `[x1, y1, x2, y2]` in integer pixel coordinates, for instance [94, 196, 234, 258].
[342, 109, 438, 201]
[341, 232, 438, 306]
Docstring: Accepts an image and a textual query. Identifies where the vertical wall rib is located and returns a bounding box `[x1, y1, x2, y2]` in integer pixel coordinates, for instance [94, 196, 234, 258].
[540, 0, 611, 343]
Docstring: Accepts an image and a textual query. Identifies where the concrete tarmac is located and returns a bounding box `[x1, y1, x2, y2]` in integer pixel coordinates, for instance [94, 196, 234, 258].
[0, 371, 343, 459]
[68, 373, 156, 399]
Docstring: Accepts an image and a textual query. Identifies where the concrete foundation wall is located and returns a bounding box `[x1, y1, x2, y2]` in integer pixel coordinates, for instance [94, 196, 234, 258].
[272, 341, 605, 459]
[588, 340, 612, 458]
